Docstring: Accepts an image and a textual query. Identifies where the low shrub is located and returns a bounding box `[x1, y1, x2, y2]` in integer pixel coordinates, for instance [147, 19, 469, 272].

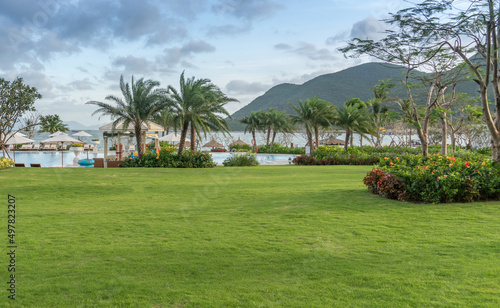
[229, 144, 253, 152]
[292, 155, 317, 165]
[211, 148, 227, 152]
[222, 154, 259, 167]
[365, 153, 500, 203]
[0, 157, 14, 169]
[121, 148, 215, 168]
[257, 143, 305, 154]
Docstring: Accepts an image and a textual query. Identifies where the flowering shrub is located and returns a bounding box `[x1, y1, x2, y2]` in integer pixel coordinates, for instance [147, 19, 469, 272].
[0, 157, 14, 169]
[292, 155, 317, 165]
[211, 148, 227, 152]
[70, 143, 84, 147]
[365, 153, 500, 203]
[222, 154, 259, 166]
[121, 149, 215, 168]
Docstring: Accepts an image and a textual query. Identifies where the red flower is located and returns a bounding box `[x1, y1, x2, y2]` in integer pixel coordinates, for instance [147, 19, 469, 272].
[465, 161, 470, 167]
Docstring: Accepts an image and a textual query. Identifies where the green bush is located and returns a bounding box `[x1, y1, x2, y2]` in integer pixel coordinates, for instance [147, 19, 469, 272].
[257, 143, 304, 154]
[365, 153, 500, 203]
[229, 144, 253, 152]
[222, 154, 260, 166]
[121, 148, 215, 168]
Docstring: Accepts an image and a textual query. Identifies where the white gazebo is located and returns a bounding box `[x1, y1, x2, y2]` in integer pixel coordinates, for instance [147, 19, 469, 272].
[99, 120, 164, 166]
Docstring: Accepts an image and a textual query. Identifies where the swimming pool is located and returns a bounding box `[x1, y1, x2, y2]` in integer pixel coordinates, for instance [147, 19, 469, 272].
[6, 151, 296, 167]
[8, 151, 104, 167]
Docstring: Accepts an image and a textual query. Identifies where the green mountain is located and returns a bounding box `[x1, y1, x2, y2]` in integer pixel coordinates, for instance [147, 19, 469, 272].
[227, 62, 482, 131]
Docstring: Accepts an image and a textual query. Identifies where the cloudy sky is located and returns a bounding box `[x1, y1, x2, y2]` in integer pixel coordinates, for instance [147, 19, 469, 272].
[1, 0, 408, 127]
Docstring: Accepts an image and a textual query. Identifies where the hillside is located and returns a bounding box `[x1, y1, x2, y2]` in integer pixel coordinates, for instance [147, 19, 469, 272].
[227, 62, 483, 131]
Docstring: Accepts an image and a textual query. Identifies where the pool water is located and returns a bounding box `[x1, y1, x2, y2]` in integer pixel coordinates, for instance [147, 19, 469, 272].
[6, 151, 296, 167]
[8, 151, 104, 167]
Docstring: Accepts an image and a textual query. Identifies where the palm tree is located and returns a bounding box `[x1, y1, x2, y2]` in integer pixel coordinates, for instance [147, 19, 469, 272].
[333, 102, 377, 151]
[290, 97, 335, 149]
[240, 111, 263, 148]
[86, 75, 167, 158]
[269, 110, 295, 147]
[168, 72, 237, 154]
[153, 107, 177, 136]
[39, 114, 69, 134]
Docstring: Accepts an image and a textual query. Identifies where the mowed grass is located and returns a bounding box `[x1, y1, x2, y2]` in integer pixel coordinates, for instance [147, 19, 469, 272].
[1, 166, 500, 307]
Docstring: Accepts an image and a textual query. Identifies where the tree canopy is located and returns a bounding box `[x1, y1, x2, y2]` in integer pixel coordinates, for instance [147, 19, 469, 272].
[0, 77, 42, 156]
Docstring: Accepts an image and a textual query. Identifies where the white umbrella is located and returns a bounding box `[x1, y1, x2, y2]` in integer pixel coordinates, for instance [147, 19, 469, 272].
[42, 134, 81, 144]
[158, 133, 190, 143]
[73, 131, 92, 137]
[10, 132, 27, 137]
[73, 131, 93, 151]
[42, 134, 81, 167]
[5, 135, 34, 162]
[49, 131, 67, 137]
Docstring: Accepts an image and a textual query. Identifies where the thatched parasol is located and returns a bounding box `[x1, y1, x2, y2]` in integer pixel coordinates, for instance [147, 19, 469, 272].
[230, 137, 248, 146]
[202, 138, 223, 148]
[174, 141, 191, 148]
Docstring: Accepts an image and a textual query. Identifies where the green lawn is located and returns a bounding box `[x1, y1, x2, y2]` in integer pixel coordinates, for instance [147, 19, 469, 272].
[2, 166, 500, 307]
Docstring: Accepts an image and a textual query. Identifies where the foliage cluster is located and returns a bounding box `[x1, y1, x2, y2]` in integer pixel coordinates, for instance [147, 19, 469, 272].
[229, 144, 253, 152]
[121, 148, 215, 168]
[293, 153, 379, 166]
[366, 154, 500, 203]
[0, 157, 14, 169]
[257, 143, 305, 154]
[222, 153, 260, 167]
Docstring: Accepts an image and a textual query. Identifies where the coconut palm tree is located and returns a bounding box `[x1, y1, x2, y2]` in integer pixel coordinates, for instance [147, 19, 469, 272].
[86, 75, 167, 158]
[168, 72, 237, 154]
[153, 107, 177, 136]
[333, 102, 377, 151]
[268, 109, 295, 147]
[39, 114, 69, 134]
[240, 111, 263, 148]
[290, 97, 335, 149]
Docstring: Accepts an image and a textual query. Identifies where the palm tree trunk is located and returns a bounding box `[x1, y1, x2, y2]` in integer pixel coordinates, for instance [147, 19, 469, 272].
[271, 130, 277, 148]
[266, 129, 271, 146]
[135, 126, 143, 158]
[344, 130, 350, 151]
[307, 132, 313, 155]
[178, 120, 190, 155]
[190, 123, 196, 152]
[314, 127, 319, 149]
[252, 130, 257, 150]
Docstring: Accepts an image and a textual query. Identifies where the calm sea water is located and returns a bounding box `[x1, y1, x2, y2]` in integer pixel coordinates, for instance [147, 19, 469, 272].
[26, 130, 375, 150]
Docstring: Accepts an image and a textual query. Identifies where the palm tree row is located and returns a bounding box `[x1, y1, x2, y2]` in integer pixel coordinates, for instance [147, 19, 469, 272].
[240, 109, 294, 148]
[87, 73, 237, 157]
[240, 97, 378, 151]
[88, 73, 380, 158]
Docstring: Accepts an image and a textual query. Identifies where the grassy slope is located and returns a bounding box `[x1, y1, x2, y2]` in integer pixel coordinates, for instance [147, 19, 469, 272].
[2, 166, 500, 307]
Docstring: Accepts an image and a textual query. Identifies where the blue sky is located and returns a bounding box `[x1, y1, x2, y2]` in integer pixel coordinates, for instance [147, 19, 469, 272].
[0, 0, 408, 126]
